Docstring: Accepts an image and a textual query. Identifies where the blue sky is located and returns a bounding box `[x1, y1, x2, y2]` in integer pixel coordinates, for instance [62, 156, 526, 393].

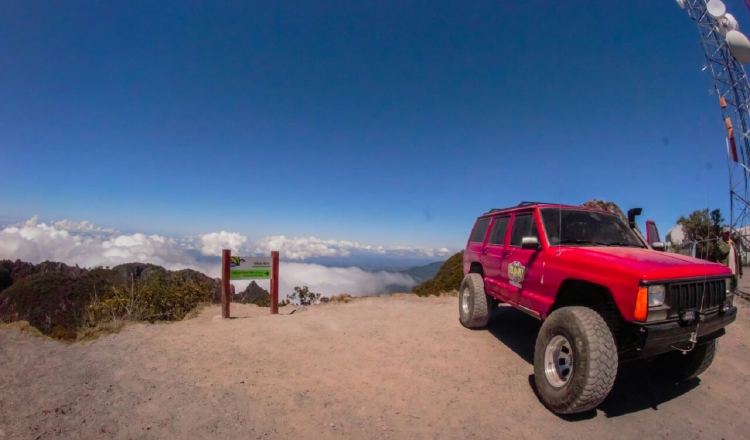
[0, 0, 741, 253]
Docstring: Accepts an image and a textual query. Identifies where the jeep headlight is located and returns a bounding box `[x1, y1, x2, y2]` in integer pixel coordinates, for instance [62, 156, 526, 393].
[647, 285, 665, 307]
[725, 278, 735, 311]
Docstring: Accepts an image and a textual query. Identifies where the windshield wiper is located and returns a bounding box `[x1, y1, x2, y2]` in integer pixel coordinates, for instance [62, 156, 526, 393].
[557, 239, 644, 248]
[558, 238, 598, 245]
[603, 241, 645, 248]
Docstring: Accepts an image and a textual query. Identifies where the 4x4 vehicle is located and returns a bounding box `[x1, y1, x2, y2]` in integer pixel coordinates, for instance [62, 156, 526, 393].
[460, 202, 738, 414]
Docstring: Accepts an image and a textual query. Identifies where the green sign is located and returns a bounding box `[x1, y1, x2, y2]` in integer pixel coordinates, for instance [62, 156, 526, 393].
[231, 270, 270, 279]
[229, 257, 272, 280]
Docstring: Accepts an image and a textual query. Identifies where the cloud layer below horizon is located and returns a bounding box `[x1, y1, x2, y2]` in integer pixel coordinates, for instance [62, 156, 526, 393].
[0, 217, 450, 296]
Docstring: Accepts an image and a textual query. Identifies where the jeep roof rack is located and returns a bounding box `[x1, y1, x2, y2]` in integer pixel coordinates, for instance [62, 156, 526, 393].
[488, 201, 560, 213]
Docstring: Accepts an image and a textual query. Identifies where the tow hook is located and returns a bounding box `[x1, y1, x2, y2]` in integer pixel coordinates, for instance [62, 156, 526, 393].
[676, 332, 699, 355]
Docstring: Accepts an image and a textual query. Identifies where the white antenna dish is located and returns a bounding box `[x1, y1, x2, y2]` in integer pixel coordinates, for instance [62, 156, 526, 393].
[676, 0, 686, 9]
[718, 13, 740, 35]
[726, 13, 739, 31]
[707, 0, 727, 19]
[726, 30, 750, 64]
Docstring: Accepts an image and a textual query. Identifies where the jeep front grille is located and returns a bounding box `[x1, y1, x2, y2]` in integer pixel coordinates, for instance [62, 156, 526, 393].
[666, 280, 726, 318]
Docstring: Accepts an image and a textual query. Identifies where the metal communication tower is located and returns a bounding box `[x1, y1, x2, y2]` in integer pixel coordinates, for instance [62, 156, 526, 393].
[681, 0, 750, 249]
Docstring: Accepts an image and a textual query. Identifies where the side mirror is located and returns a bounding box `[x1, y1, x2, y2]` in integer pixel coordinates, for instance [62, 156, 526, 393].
[651, 242, 665, 252]
[521, 236, 541, 250]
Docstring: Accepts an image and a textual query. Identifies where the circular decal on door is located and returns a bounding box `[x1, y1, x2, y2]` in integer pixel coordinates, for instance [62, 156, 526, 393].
[508, 261, 526, 287]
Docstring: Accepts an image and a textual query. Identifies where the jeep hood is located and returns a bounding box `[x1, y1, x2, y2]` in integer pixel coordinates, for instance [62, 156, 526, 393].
[558, 246, 732, 280]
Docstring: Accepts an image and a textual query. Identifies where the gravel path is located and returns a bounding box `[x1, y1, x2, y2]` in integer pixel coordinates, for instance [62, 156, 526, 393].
[1, 294, 749, 440]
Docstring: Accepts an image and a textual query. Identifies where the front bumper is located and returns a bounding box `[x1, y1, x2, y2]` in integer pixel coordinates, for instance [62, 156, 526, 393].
[635, 306, 738, 358]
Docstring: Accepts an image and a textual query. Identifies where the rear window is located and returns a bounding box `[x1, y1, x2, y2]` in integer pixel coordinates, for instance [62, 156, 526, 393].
[470, 217, 491, 243]
[488, 216, 510, 245]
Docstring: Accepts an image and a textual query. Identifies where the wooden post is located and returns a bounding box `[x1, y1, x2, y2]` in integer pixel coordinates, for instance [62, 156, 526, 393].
[271, 250, 279, 315]
[221, 249, 231, 319]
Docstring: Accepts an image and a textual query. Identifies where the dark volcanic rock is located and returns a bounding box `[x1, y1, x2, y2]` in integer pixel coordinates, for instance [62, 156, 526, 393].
[0, 259, 87, 291]
[0, 260, 13, 292]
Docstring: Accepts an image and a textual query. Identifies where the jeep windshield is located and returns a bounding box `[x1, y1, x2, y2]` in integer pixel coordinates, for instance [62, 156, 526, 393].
[539, 208, 646, 248]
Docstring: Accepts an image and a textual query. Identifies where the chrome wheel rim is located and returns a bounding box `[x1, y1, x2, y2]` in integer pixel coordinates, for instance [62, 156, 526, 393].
[461, 287, 470, 315]
[544, 335, 574, 387]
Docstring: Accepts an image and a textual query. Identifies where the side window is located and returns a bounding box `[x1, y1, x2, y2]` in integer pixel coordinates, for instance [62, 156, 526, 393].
[470, 217, 491, 243]
[488, 216, 510, 245]
[510, 213, 538, 247]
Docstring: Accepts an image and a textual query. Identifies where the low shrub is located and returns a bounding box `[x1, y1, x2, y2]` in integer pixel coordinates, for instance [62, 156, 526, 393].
[329, 293, 353, 303]
[86, 268, 214, 323]
[288, 286, 321, 306]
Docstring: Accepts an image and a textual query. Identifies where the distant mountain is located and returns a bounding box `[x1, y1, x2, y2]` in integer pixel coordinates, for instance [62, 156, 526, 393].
[297, 254, 448, 272]
[235, 281, 270, 306]
[399, 261, 445, 283]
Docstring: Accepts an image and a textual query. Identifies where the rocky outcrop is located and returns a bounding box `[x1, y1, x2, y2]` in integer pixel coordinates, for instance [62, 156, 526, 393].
[581, 199, 627, 220]
[581, 199, 644, 236]
[235, 281, 271, 306]
[0, 259, 88, 292]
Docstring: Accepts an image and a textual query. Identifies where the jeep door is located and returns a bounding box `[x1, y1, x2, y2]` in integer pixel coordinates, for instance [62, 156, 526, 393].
[480, 215, 511, 302]
[500, 211, 546, 310]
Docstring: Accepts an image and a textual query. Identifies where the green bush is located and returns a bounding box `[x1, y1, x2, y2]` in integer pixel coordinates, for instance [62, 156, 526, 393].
[411, 251, 464, 297]
[288, 286, 321, 305]
[86, 268, 213, 323]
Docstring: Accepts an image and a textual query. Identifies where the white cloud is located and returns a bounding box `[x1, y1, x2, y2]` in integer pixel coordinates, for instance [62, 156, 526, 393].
[21, 215, 118, 235]
[253, 235, 353, 259]
[52, 219, 118, 234]
[251, 235, 453, 260]
[0, 218, 425, 296]
[0, 220, 218, 276]
[384, 245, 453, 258]
[199, 231, 248, 256]
[233, 262, 416, 297]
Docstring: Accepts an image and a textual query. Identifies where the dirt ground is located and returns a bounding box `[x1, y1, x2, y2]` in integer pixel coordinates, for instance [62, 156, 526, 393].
[1, 293, 750, 440]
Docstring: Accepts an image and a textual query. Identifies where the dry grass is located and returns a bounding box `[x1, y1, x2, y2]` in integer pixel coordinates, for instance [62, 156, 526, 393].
[2, 302, 214, 345]
[440, 290, 459, 297]
[184, 302, 211, 320]
[329, 293, 353, 303]
[76, 320, 128, 342]
[0, 320, 57, 342]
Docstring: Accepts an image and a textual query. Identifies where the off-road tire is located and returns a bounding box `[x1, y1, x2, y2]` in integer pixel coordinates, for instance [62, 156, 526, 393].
[655, 339, 717, 381]
[533, 306, 618, 414]
[458, 273, 492, 328]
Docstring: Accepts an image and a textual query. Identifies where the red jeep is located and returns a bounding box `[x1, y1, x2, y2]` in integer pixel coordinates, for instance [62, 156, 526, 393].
[461, 202, 738, 414]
